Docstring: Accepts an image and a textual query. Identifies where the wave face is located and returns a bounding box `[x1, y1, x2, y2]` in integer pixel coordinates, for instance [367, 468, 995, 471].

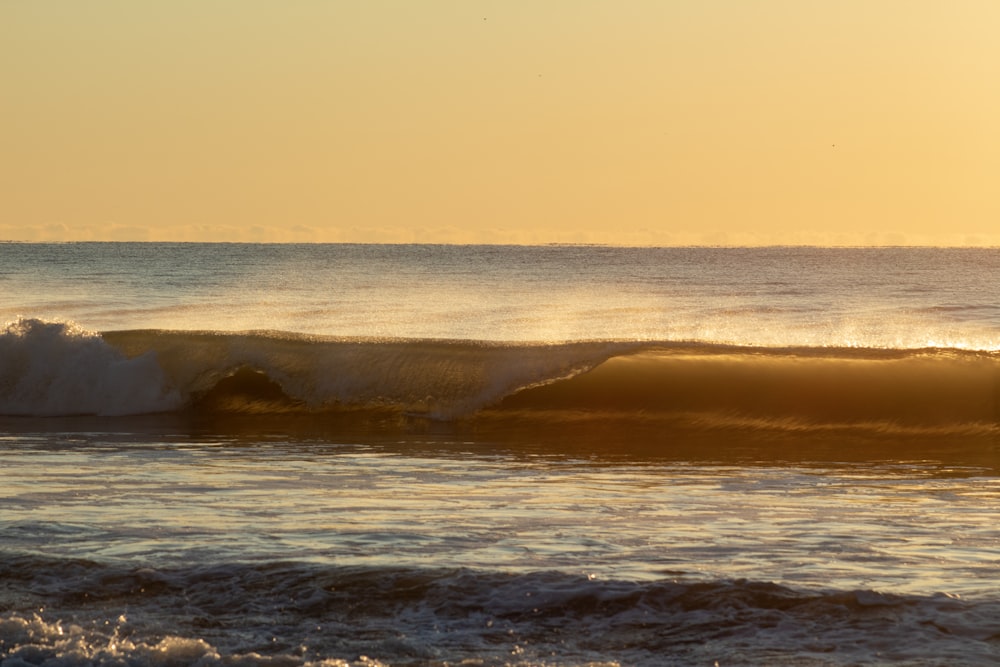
[4, 319, 998, 438]
[100, 325, 636, 419]
[494, 347, 1000, 432]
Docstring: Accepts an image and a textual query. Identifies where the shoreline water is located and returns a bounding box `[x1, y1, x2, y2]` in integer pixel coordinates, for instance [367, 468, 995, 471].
[4, 426, 1000, 666]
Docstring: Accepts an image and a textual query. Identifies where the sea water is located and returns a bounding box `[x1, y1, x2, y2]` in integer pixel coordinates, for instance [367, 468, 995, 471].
[1, 243, 999, 666]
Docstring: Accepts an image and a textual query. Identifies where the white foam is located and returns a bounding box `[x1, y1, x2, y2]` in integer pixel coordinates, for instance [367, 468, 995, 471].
[0, 318, 182, 416]
[0, 612, 375, 667]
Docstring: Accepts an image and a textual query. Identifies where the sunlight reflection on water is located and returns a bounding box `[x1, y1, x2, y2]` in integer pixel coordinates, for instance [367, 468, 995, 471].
[3, 435, 998, 598]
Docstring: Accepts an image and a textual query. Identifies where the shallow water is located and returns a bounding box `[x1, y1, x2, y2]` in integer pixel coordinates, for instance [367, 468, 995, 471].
[3, 428, 1000, 666]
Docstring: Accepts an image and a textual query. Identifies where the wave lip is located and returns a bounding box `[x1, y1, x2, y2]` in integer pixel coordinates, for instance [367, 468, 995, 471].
[0, 318, 181, 417]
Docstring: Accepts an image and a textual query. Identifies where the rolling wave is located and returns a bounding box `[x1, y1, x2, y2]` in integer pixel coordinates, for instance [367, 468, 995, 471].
[2, 318, 998, 437]
[3, 556, 998, 666]
[1, 318, 632, 418]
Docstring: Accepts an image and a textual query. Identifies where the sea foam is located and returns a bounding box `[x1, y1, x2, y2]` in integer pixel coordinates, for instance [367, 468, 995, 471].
[0, 318, 181, 416]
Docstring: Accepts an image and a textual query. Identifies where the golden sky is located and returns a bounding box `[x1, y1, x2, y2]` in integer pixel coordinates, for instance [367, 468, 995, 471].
[3, 1, 998, 245]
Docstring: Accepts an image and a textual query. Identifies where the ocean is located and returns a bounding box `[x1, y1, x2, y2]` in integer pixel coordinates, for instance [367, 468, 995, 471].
[1, 243, 999, 666]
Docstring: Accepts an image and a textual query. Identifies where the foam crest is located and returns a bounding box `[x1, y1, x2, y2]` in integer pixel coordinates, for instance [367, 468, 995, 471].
[0, 612, 332, 667]
[0, 318, 181, 416]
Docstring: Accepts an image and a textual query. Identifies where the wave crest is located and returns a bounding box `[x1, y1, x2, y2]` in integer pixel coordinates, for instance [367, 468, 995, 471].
[102, 328, 632, 418]
[0, 318, 181, 416]
[4, 319, 999, 433]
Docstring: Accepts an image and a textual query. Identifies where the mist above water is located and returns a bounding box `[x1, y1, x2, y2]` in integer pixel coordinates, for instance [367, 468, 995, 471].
[2, 244, 999, 349]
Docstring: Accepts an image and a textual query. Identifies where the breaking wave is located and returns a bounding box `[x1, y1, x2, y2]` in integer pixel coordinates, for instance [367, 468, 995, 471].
[0, 319, 182, 416]
[2, 318, 998, 437]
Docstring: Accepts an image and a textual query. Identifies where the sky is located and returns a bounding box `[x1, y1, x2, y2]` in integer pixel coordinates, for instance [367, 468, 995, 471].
[2, 1, 999, 245]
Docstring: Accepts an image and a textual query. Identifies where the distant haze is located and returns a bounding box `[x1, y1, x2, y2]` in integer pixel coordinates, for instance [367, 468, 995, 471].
[3, 2, 998, 245]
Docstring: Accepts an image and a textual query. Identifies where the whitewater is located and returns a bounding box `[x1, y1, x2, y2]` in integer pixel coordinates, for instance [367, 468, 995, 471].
[2, 243, 999, 666]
